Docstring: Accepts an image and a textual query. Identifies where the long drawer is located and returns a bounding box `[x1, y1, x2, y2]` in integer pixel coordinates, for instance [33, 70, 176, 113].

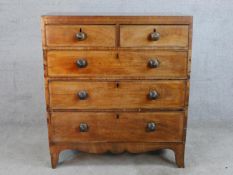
[49, 80, 186, 110]
[51, 112, 185, 142]
[47, 50, 187, 78]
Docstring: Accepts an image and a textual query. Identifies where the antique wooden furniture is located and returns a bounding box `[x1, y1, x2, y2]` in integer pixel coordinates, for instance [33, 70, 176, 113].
[41, 15, 192, 168]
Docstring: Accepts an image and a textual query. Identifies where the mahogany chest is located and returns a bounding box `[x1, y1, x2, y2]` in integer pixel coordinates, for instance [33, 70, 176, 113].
[41, 15, 192, 168]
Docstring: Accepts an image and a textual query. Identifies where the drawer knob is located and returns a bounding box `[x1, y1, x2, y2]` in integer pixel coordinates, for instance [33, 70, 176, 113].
[77, 90, 88, 100]
[147, 122, 156, 132]
[148, 90, 158, 100]
[76, 59, 88, 68]
[148, 59, 159, 68]
[76, 31, 87, 41]
[149, 30, 160, 41]
[79, 123, 88, 132]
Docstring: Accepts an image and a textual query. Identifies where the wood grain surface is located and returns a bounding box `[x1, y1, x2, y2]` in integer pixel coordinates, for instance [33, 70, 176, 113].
[47, 50, 187, 78]
[49, 80, 186, 110]
[51, 111, 185, 142]
[45, 25, 116, 47]
[120, 25, 189, 49]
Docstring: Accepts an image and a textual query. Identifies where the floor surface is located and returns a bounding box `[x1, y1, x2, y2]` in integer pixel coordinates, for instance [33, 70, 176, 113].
[0, 120, 232, 175]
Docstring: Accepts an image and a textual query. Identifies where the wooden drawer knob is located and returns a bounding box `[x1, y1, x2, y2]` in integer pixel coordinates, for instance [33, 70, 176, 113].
[77, 90, 88, 100]
[148, 90, 158, 100]
[147, 122, 156, 132]
[76, 59, 88, 68]
[148, 59, 159, 68]
[79, 123, 88, 132]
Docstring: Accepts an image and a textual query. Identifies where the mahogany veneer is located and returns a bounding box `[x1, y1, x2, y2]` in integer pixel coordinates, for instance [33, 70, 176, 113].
[41, 15, 192, 168]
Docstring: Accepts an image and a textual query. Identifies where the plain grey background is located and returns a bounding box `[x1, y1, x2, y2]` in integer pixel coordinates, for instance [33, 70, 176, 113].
[0, 0, 233, 174]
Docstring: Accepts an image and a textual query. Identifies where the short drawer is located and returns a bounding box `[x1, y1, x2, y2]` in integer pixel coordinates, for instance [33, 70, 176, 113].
[51, 112, 185, 142]
[47, 50, 187, 78]
[49, 80, 186, 110]
[120, 25, 189, 48]
[45, 25, 116, 47]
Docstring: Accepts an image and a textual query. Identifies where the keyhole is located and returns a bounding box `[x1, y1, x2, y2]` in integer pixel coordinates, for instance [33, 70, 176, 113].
[116, 82, 120, 88]
[153, 28, 156, 32]
[116, 114, 120, 119]
[116, 53, 119, 59]
[80, 28, 82, 32]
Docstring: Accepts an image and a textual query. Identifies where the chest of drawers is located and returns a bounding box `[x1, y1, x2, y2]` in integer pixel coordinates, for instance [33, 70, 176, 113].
[41, 15, 192, 168]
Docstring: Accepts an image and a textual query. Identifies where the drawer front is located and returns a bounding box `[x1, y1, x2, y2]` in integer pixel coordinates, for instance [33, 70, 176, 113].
[120, 25, 189, 48]
[45, 25, 116, 47]
[51, 112, 185, 142]
[49, 80, 186, 110]
[47, 51, 187, 78]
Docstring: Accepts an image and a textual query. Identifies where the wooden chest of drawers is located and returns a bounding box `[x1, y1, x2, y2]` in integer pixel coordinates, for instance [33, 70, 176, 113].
[41, 15, 192, 168]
